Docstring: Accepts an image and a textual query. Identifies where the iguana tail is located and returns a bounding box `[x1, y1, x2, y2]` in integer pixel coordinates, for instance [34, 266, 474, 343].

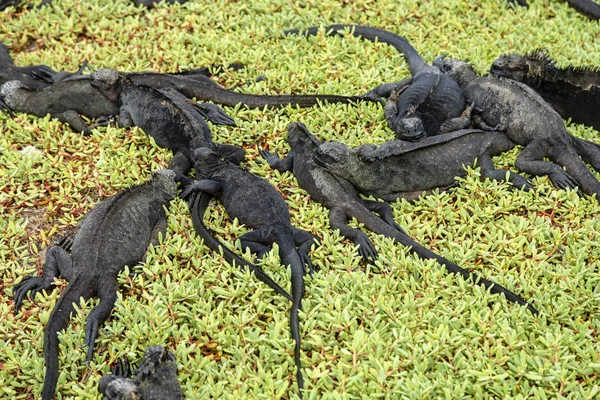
[273, 224, 306, 393]
[351, 204, 539, 314]
[190, 192, 293, 301]
[564, 0, 600, 20]
[0, 41, 14, 67]
[42, 275, 93, 400]
[285, 24, 427, 76]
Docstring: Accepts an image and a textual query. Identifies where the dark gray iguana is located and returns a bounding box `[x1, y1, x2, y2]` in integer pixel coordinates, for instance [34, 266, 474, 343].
[89, 68, 245, 170]
[285, 25, 472, 141]
[12, 170, 178, 400]
[260, 122, 537, 313]
[438, 58, 600, 199]
[98, 346, 182, 400]
[180, 147, 317, 393]
[490, 49, 600, 131]
[313, 129, 532, 203]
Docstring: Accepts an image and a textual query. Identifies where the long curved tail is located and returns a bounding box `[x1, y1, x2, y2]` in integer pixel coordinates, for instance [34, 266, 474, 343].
[274, 225, 306, 392]
[41, 276, 90, 400]
[285, 24, 427, 76]
[190, 192, 292, 301]
[350, 204, 539, 314]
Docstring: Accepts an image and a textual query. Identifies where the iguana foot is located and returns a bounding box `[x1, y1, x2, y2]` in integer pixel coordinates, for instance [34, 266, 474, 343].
[509, 174, 534, 191]
[83, 317, 101, 362]
[13, 276, 54, 312]
[548, 169, 580, 192]
[355, 235, 377, 264]
[259, 149, 280, 166]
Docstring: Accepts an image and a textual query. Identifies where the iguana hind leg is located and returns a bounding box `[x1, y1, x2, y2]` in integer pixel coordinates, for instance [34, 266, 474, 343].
[361, 200, 407, 234]
[83, 277, 118, 362]
[477, 154, 533, 191]
[515, 141, 580, 191]
[572, 137, 600, 173]
[329, 206, 377, 264]
[54, 110, 92, 136]
[292, 227, 317, 275]
[13, 246, 74, 312]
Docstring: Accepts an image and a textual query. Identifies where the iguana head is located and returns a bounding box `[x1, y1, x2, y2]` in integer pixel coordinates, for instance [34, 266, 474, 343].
[313, 141, 357, 179]
[395, 116, 426, 141]
[89, 68, 123, 102]
[490, 54, 531, 81]
[287, 121, 322, 150]
[191, 147, 224, 177]
[136, 345, 177, 379]
[150, 169, 177, 200]
[436, 58, 477, 86]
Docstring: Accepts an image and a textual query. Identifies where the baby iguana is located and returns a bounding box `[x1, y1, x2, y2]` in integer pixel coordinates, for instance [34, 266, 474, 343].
[509, 0, 600, 20]
[285, 24, 471, 141]
[98, 346, 182, 400]
[490, 49, 600, 131]
[180, 148, 316, 392]
[314, 129, 532, 202]
[260, 122, 537, 314]
[12, 170, 178, 400]
[439, 58, 600, 199]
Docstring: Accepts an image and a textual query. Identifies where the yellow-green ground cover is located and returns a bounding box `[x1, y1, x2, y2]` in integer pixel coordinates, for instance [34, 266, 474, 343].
[1, 0, 599, 398]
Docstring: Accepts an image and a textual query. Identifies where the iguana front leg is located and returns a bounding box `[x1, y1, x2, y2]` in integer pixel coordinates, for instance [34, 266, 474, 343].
[438, 102, 475, 134]
[53, 110, 93, 136]
[329, 206, 377, 264]
[13, 246, 74, 312]
[259, 148, 295, 172]
[363, 78, 413, 103]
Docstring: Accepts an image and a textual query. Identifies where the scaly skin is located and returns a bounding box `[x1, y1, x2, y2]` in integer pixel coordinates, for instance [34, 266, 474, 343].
[180, 148, 316, 393]
[441, 58, 600, 200]
[285, 25, 469, 140]
[98, 346, 182, 400]
[491, 49, 600, 131]
[12, 170, 178, 400]
[261, 122, 537, 314]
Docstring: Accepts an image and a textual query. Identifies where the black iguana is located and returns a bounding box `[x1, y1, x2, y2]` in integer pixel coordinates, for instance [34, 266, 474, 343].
[509, 0, 600, 20]
[98, 346, 182, 400]
[313, 129, 532, 202]
[180, 147, 317, 393]
[12, 169, 178, 400]
[490, 49, 600, 131]
[89, 68, 246, 177]
[439, 57, 600, 199]
[261, 121, 538, 314]
[285, 25, 472, 141]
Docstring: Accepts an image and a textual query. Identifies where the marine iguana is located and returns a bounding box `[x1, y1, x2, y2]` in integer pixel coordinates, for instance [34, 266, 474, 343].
[285, 25, 470, 141]
[509, 0, 600, 20]
[261, 122, 538, 313]
[313, 129, 532, 202]
[439, 58, 600, 199]
[98, 346, 182, 400]
[490, 49, 600, 131]
[12, 169, 178, 400]
[180, 147, 317, 392]
[89, 68, 246, 176]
